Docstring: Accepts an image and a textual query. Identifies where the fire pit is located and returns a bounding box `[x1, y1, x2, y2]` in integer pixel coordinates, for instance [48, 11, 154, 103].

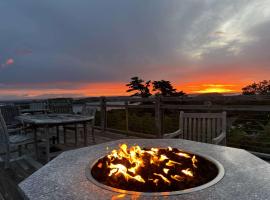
[19, 139, 270, 200]
[86, 144, 224, 196]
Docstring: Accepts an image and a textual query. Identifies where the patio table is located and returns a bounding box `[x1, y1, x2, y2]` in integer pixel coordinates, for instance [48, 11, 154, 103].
[16, 114, 94, 162]
[20, 108, 49, 114]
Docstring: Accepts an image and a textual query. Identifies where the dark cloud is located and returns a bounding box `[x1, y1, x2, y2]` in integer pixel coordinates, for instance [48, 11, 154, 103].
[0, 0, 269, 98]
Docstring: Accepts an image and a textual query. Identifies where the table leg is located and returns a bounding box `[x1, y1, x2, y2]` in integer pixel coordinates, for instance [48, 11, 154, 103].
[44, 125, 50, 163]
[34, 127, 39, 160]
[63, 127, 67, 144]
[91, 119, 95, 144]
[83, 123, 88, 146]
[56, 126, 60, 144]
[75, 124, 78, 146]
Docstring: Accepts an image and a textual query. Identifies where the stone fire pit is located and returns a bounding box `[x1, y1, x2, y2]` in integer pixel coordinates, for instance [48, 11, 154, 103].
[19, 139, 270, 199]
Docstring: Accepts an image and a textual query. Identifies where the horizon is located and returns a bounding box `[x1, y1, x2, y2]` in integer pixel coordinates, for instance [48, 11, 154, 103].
[1, 1, 270, 100]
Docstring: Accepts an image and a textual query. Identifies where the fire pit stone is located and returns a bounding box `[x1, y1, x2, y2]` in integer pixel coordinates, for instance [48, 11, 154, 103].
[19, 139, 270, 200]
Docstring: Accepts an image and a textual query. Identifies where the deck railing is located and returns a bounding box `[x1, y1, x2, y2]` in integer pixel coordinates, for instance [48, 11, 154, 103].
[76, 96, 270, 158]
[2, 95, 270, 158]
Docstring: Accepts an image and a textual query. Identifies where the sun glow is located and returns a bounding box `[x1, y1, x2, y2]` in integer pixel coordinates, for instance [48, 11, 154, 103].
[195, 87, 234, 94]
[181, 83, 244, 94]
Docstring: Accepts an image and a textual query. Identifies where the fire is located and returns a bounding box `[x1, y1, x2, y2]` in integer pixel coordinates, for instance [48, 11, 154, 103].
[176, 152, 191, 158]
[153, 173, 171, 184]
[91, 144, 220, 192]
[94, 144, 202, 189]
[181, 168, 194, 177]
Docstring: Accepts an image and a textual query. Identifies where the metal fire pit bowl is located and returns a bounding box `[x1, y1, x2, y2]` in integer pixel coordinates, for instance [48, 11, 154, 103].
[85, 150, 225, 196]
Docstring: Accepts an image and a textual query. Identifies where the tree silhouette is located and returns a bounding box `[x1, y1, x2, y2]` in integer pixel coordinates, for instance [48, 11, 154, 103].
[242, 80, 270, 95]
[152, 80, 185, 97]
[126, 77, 152, 98]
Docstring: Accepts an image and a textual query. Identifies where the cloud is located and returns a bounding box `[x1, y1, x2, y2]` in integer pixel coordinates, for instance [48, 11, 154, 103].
[1, 58, 14, 68]
[15, 48, 32, 56]
[0, 0, 269, 98]
[5, 58, 14, 65]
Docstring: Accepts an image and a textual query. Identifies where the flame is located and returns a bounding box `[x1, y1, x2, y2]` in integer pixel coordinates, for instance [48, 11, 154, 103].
[159, 154, 169, 161]
[181, 168, 194, 177]
[102, 144, 199, 188]
[171, 175, 183, 181]
[153, 173, 171, 184]
[163, 168, 170, 174]
[97, 162, 102, 168]
[192, 155, 198, 168]
[165, 160, 182, 167]
[176, 152, 191, 158]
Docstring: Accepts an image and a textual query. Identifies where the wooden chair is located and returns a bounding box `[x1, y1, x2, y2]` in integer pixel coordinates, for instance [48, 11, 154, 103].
[30, 101, 47, 111]
[46, 98, 73, 144]
[30, 102, 46, 110]
[0, 111, 35, 169]
[163, 111, 227, 145]
[63, 105, 96, 145]
[47, 98, 73, 114]
[0, 105, 21, 128]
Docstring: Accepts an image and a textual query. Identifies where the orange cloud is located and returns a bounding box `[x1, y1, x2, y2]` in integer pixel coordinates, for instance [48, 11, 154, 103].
[0, 82, 127, 98]
[6, 58, 14, 65]
[1, 58, 14, 68]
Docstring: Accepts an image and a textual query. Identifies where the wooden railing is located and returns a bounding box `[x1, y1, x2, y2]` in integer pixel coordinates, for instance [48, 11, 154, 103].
[78, 96, 270, 138]
[1, 95, 270, 158]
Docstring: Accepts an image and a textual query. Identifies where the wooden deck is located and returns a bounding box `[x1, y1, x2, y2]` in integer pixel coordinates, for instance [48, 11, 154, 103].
[1, 129, 269, 200]
[0, 130, 136, 200]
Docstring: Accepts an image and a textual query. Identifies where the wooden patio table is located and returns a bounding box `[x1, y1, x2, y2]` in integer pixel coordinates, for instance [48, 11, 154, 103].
[16, 114, 94, 162]
[20, 108, 49, 114]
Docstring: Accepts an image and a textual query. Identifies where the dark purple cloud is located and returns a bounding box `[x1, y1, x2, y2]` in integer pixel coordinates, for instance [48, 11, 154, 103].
[0, 0, 269, 99]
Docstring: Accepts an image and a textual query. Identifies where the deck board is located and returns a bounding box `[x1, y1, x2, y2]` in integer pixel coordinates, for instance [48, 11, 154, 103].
[2, 129, 267, 200]
[0, 130, 133, 199]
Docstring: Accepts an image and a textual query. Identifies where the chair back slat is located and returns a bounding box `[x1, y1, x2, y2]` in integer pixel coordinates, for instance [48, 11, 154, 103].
[30, 102, 46, 110]
[0, 111, 9, 145]
[197, 118, 201, 141]
[0, 105, 20, 125]
[82, 106, 96, 116]
[49, 104, 73, 114]
[192, 118, 198, 140]
[202, 118, 206, 142]
[47, 98, 73, 114]
[180, 112, 226, 143]
[81, 105, 96, 125]
[188, 118, 192, 140]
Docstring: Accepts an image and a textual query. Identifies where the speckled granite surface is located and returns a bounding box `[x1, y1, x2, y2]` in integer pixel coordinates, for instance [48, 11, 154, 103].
[19, 139, 270, 200]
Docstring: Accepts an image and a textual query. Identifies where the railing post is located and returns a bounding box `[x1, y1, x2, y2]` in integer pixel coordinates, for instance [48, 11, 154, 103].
[155, 96, 162, 138]
[100, 96, 107, 132]
[125, 100, 129, 136]
[160, 102, 164, 136]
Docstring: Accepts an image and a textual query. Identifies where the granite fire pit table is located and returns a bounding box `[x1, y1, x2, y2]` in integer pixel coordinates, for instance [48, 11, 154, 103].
[19, 139, 270, 200]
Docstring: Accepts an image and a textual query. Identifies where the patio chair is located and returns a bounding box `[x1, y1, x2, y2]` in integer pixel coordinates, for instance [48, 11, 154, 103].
[0, 105, 21, 128]
[163, 111, 227, 145]
[29, 102, 46, 110]
[46, 98, 73, 144]
[0, 111, 35, 169]
[29, 101, 47, 113]
[47, 98, 73, 114]
[63, 105, 96, 145]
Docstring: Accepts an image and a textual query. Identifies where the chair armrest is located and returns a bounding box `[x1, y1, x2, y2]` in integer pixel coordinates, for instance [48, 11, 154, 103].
[8, 127, 24, 134]
[163, 129, 182, 139]
[212, 131, 226, 145]
[7, 124, 19, 129]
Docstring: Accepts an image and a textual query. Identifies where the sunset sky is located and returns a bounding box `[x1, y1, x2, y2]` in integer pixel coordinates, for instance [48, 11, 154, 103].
[0, 0, 270, 100]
